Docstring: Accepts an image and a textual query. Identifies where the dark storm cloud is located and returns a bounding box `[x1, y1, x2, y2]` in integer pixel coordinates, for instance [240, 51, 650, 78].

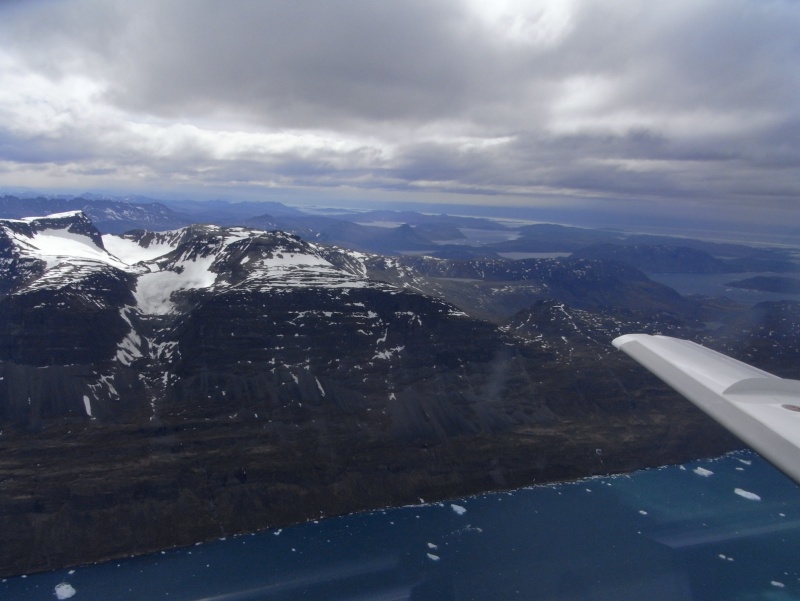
[0, 0, 799, 223]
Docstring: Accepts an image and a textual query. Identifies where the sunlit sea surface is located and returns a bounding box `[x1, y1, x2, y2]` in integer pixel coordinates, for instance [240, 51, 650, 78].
[3, 451, 799, 601]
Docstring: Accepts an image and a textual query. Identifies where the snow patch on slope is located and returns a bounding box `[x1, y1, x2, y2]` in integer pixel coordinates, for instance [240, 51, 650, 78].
[116, 307, 144, 365]
[102, 234, 176, 263]
[135, 255, 217, 314]
[3, 224, 127, 270]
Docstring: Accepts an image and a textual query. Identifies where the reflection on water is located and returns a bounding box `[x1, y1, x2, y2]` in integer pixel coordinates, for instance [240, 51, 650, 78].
[3, 451, 799, 600]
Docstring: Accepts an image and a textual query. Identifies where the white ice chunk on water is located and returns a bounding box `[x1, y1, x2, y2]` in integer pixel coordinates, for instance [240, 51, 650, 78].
[771, 581, 785, 588]
[427, 542, 438, 549]
[427, 553, 440, 561]
[451, 504, 466, 515]
[54, 582, 76, 599]
[639, 510, 648, 515]
[693, 467, 713, 477]
[734, 488, 761, 501]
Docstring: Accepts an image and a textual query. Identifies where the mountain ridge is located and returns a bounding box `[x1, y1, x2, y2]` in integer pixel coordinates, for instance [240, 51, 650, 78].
[1, 210, 792, 576]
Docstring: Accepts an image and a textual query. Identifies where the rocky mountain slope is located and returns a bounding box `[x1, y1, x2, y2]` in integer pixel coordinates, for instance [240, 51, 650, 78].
[1, 211, 789, 576]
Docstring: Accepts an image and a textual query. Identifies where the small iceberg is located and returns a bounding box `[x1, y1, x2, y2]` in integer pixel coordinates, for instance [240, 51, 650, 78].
[54, 583, 76, 599]
[734, 488, 761, 501]
[451, 504, 467, 515]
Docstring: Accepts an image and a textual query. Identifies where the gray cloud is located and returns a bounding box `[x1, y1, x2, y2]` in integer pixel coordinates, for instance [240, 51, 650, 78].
[6, 0, 508, 128]
[0, 0, 799, 229]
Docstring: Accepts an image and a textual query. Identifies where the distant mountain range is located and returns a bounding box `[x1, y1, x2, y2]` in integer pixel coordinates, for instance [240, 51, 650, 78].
[2, 195, 798, 272]
[1, 208, 799, 575]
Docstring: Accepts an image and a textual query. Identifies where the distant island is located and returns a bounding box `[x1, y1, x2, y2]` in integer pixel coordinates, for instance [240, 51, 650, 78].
[725, 276, 800, 294]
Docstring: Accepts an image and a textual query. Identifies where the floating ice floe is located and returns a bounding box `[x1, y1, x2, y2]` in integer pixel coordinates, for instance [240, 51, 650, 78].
[54, 582, 76, 599]
[427, 553, 440, 561]
[450, 504, 467, 515]
[734, 488, 761, 501]
[693, 467, 713, 477]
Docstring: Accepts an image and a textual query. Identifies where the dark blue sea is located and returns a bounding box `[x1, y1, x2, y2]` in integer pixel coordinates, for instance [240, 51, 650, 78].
[4, 451, 799, 601]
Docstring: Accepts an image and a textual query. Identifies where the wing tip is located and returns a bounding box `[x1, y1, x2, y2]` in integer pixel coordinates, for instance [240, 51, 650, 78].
[612, 333, 658, 349]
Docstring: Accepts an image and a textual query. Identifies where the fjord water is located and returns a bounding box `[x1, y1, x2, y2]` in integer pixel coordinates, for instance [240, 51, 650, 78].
[4, 452, 798, 601]
[648, 272, 800, 307]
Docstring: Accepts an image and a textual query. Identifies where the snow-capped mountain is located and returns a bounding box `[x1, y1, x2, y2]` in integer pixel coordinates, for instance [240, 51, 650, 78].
[0, 212, 508, 426]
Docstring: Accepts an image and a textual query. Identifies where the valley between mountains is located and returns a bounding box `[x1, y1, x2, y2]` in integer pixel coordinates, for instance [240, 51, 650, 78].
[1, 210, 797, 576]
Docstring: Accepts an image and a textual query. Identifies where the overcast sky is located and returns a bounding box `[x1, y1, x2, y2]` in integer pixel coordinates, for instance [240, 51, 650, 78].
[1, 0, 799, 229]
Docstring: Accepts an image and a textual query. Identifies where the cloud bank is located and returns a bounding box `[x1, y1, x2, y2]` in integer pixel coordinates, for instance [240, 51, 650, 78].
[0, 0, 798, 227]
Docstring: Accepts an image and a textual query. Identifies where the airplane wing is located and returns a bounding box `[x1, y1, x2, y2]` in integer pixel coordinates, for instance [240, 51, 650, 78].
[613, 333, 800, 484]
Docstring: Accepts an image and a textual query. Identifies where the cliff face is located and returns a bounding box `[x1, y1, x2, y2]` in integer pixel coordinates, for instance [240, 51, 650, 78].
[0, 212, 762, 576]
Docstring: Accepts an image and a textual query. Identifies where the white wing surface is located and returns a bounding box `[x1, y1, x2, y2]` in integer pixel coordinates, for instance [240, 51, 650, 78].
[613, 334, 800, 484]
